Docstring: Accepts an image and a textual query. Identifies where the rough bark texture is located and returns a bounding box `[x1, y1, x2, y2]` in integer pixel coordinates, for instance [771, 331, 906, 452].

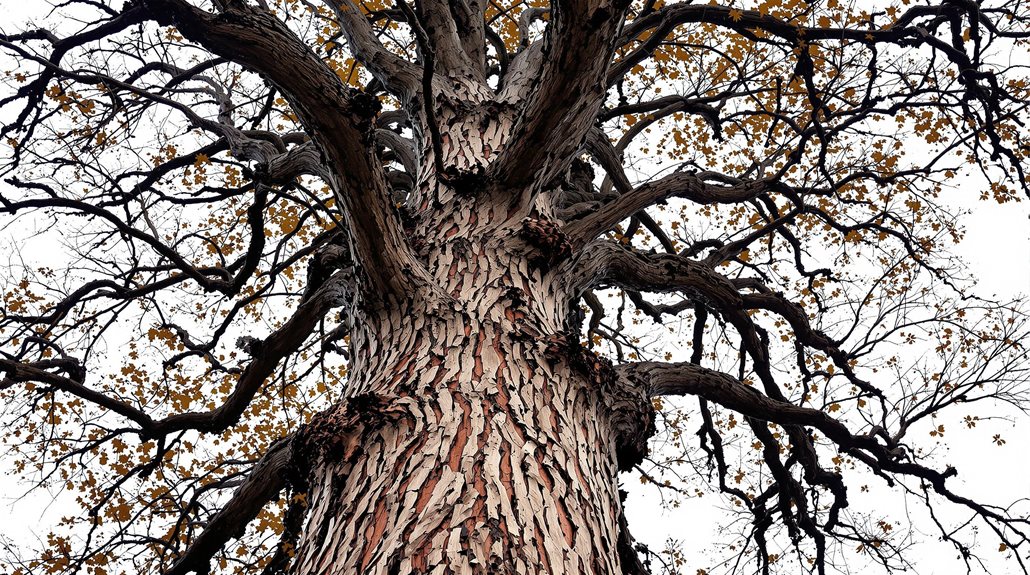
[3, 2, 1029, 574]
[296, 313, 623, 574]
[291, 193, 637, 574]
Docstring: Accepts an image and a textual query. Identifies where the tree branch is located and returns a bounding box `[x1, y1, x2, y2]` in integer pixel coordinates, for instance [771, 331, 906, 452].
[164, 437, 294, 575]
[140, 0, 432, 297]
[488, 0, 629, 198]
[2, 271, 353, 438]
[321, 0, 421, 98]
[564, 173, 770, 249]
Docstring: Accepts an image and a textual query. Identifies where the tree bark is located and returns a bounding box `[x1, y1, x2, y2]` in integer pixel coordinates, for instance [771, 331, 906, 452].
[283, 112, 651, 571]
[291, 279, 644, 573]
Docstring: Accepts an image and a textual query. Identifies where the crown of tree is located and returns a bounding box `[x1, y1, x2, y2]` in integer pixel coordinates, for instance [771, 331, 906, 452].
[1, 0, 1029, 574]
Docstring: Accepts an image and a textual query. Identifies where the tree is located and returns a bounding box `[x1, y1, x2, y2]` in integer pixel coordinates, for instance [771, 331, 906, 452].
[1, 0, 1029, 573]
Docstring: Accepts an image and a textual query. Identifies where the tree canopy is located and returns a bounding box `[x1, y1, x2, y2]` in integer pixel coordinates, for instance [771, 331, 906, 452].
[1, 0, 1029, 574]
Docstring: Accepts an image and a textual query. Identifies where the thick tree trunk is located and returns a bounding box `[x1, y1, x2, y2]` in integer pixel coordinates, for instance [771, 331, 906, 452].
[281, 97, 653, 574]
[293, 309, 627, 574]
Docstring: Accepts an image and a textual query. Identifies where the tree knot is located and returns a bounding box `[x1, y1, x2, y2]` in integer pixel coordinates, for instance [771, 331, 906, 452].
[292, 393, 407, 477]
[541, 333, 616, 389]
[520, 215, 572, 268]
[440, 164, 489, 196]
[502, 285, 529, 308]
[347, 88, 383, 132]
[236, 336, 262, 356]
[589, 6, 613, 27]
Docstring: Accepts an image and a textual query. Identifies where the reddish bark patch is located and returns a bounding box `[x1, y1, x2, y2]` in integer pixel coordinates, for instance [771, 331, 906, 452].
[448, 394, 472, 472]
[571, 453, 593, 500]
[534, 451, 554, 493]
[358, 496, 390, 570]
[555, 496, 576, 546]
[469, 460, 489, 548]
[499, 441, 515, 503]
[414, 466, 442, 515]
[534, 523, 552, 573]
[472, 330, 485, 379]
[477, 407, 492, 450]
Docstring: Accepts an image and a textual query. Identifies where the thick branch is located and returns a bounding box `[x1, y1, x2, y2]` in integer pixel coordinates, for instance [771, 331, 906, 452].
[140, 0, 430, 297]
[164, 437, 294, 575]
[565, 173, 770, 248]
[416, 0, 485, 82]
[572, 240, 744, 307]
[621, 362, 857, 443]
[488, 0, 629, 196]
[321, 0, 421, 98]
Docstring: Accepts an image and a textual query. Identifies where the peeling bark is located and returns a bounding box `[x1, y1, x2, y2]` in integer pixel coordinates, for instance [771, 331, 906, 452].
[283, 118, 653, 573]
[293, 267, 644, 574]
[7, 2, 1027, 574]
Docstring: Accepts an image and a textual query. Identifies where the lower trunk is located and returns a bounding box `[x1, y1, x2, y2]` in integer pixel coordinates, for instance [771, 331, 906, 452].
[290, 301, 636, 574]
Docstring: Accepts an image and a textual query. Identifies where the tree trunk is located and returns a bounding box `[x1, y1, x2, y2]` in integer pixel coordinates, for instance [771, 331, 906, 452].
[278, 94, 655, 574]
[294, 312, 626, 574]
[288, 227, 618, 574]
